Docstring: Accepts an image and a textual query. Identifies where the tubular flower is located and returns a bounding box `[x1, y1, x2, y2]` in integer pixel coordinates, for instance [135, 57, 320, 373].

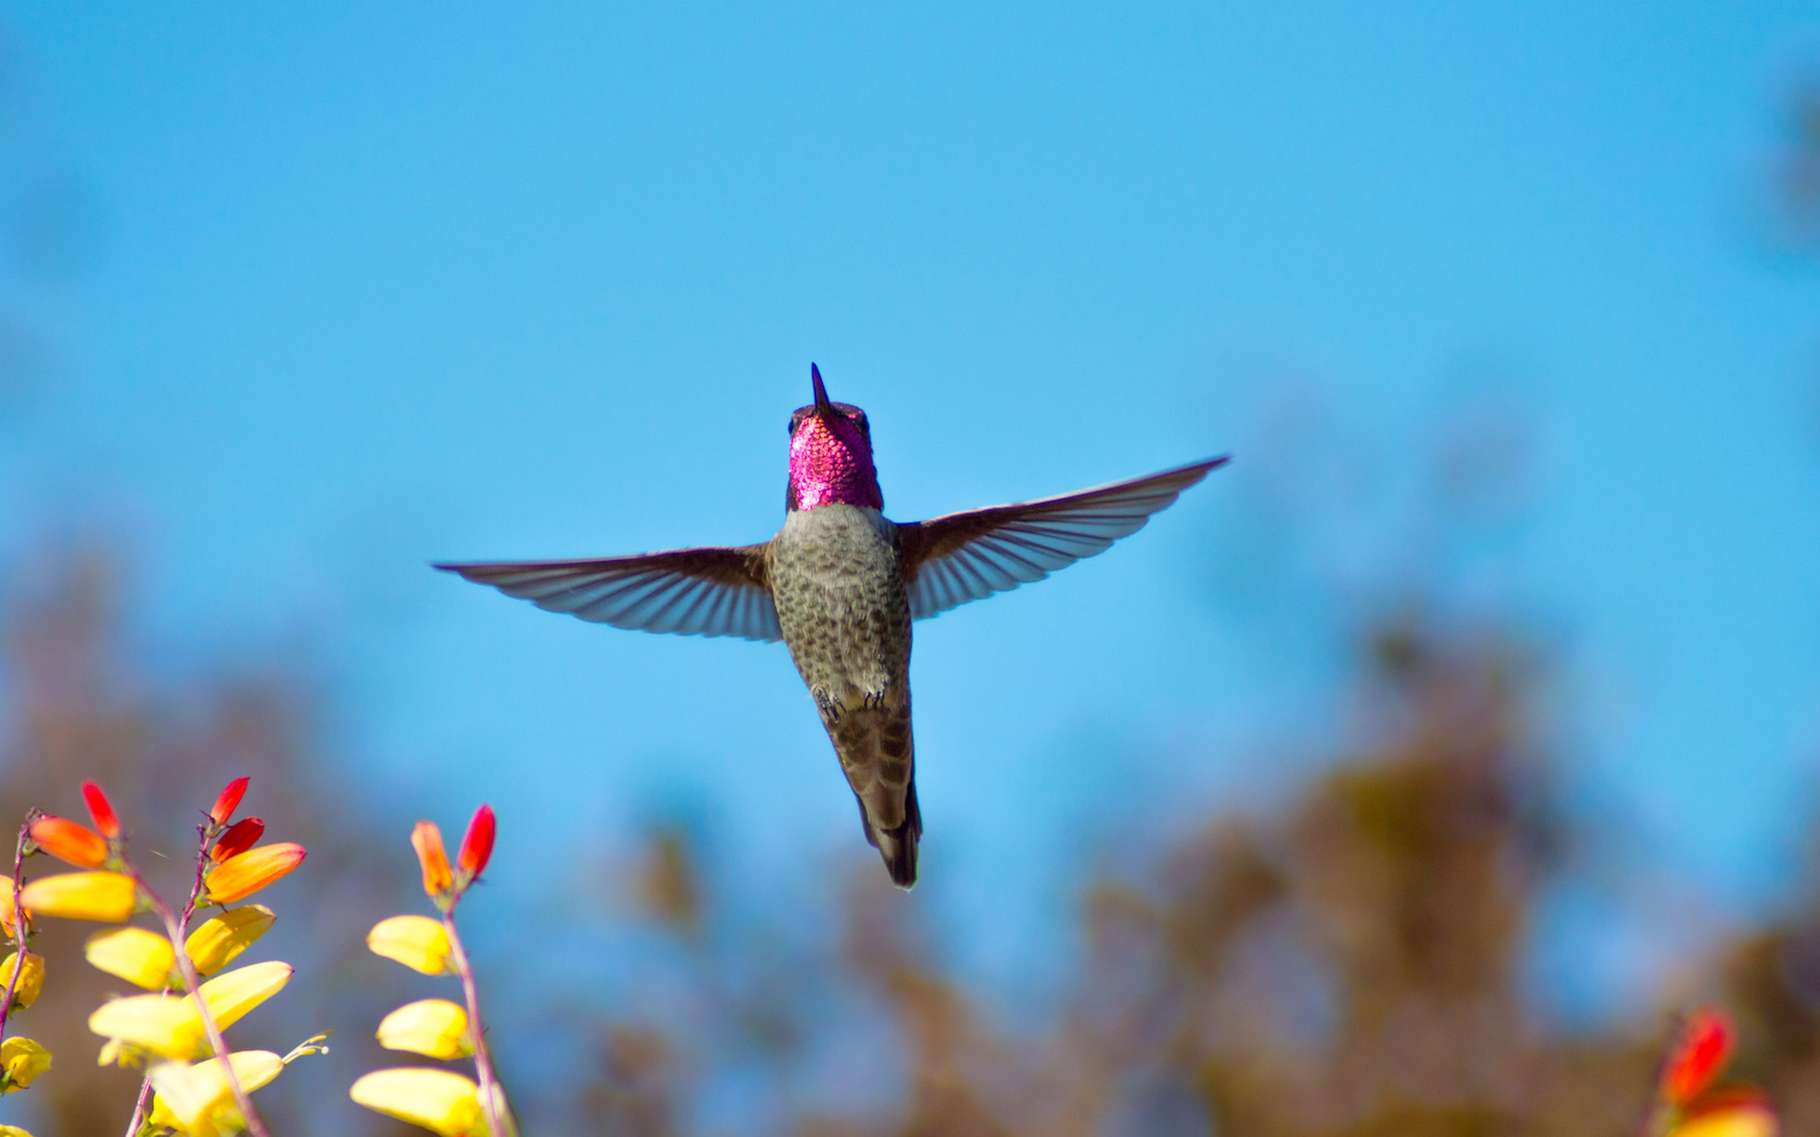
[350, 1068, 488, 1137]
[0, 1125, 35, 1136]
[0, 1037, 51, 1093]
[209, 776, 251, 827]
[205, 842, 306, 904]
[1668, 1089, 1779, 1137]
[19, 871, 137, 922]
[209, 818, 265, 864]
[80, 781, 121, 839]
[27, 815, 109, 868]
[1664, 1007, 1734, 1106]
[85, 927, 177, 990]
[412, 822, 454, 901]
[185, 905, 276, 975]
[88, 961, 293, 1059]
[147, 1051, 284, 1137]
[377, 999, 473, 1059]
[1, 951, 45, 1010]
[457, 805, 495, 884]
[367, 915, 454, 976]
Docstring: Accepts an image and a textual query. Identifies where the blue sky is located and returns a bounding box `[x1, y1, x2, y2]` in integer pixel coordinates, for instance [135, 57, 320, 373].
[3, 4, 1818, 1023]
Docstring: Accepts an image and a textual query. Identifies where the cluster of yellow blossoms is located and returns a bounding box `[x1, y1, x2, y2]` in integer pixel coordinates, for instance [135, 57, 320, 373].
[351, 804, 514, 1137]
[0, 778, 315, 1137]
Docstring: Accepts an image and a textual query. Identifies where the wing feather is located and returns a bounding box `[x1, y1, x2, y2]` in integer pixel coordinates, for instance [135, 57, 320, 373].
[435, 545, 781, 642]
[897, 457, 1227, 621]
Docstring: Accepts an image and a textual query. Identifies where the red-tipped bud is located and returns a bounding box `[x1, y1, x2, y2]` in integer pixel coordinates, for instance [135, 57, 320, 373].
[28, 815, 110, 868]
[211, 817, 265, 864]
[457, 804, 495, 882]
[1663, 1007, 1734, 1106]
[411, 822, 453, 900]
[205, 843, 307, 904]
[210, 776, 251, 826]
[81, 781, 121, 839]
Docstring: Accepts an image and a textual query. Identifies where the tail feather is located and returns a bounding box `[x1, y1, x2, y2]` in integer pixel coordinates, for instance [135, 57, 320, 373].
[828, 703, 920, 888]
[860, 781, 921, 889]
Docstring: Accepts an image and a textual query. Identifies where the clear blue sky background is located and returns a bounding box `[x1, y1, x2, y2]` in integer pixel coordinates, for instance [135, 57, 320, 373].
[3, 4, 1818, 1028]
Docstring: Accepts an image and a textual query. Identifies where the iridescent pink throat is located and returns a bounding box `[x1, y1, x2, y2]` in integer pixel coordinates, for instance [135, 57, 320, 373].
[787, 415, 883, 511]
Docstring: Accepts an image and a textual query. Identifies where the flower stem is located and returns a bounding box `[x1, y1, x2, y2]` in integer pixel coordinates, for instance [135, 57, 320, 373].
[0, 816, 35, 1047]
[122, 822, 269, 1137]
[443, 906, 509, 1136]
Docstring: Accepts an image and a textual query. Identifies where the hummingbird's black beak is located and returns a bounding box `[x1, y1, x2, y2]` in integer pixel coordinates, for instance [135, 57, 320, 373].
[810, 362, 834, 414]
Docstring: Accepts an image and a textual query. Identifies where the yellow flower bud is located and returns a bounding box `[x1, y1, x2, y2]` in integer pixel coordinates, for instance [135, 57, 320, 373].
[0, 1037, 51, 1093]
[377, 999, 472, 1059]
[185, 905, 275, 975]
[1, 952, 45, 1010]
[85, 927, 176, 990]
[350, 1068, 488, 1136]
[0, 1123, 36, 1136]
[147, 1051, 284, 1136]
[88, 961, 293, 1059]
[18, 871, 137, 922]
[367, 915, 454, 976]
[1668, 1101, 1778, 1137]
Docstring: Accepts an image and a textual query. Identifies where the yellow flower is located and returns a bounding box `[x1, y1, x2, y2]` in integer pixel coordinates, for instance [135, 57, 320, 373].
[0, 890, 21, 938]
[204, 843, 306, 905]
[85, 927, 176, 990]
[0, 1037, 51, 1093]
[88, 961, 293, 1059]
[147, 1051, 284, 1137]
[377, 999, 472, 1059]
[367, 915, 454, 976]
[1, 951, 45, 1010]
[350, 1068, 488, 1136]
[1669, 1098, 1779, 1137]
[18, 871, 137, 922]
[0, 1124, 35, 1136]
[185, 906, 275, 975]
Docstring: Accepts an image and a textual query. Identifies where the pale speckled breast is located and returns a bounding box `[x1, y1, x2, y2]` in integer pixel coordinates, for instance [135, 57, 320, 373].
[767, 505, 911, 705]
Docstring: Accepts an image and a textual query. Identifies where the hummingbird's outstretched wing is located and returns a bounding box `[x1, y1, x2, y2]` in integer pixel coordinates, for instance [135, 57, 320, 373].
[896, 456, 1228, 621]
[434, 545, 781, 641]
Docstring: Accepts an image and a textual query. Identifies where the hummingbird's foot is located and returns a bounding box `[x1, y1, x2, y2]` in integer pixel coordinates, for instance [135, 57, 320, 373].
[863, 686, 891, 710]
[813, 686, 844, 723]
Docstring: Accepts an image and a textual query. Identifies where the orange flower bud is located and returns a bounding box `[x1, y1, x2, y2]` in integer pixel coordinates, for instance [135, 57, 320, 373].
[205, 843, 307, 904]
[411, 822, 452, 900]
[210, 776, 250, 826]
[81, 781, 121, 839]
[28, 815, 109, 869]
[210, 818, 265, 864]
[1663, 1007, 1734, 1106]
[457, 804, 495, 881]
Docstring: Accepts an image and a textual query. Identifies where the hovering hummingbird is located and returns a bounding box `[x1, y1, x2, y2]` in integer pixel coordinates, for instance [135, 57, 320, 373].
[437, 365, 1226, 888]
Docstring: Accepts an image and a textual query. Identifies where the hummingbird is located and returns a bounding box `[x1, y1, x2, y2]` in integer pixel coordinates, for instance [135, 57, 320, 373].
[436, 365, 1226, 888]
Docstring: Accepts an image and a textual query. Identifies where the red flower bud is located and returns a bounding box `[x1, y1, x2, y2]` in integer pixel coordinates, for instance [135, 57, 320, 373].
[211, 817, 265, 863]
[210, 776, 251, 826]
[457, 804, 495, 881]
[1663, 1007, 1733, 1106]
[81, 781, 121, 839]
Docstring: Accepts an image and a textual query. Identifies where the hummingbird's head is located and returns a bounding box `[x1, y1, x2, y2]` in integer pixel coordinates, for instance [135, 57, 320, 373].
[786, 363, 884, 512]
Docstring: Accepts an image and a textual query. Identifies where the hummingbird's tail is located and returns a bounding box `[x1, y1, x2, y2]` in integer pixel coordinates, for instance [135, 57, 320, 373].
[860, 780, 921, 889]
[826, 702, 922, 889]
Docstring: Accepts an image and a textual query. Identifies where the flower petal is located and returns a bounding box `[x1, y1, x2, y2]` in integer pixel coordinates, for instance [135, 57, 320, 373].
[85, 927, 176, 990]
[350, 1068, 488, 1137]
[0, 1037, 52, 1093]
[27, 815, 109, 869]
[377, 999, 472, 1059]
[1, 951, 45, 1011]
[19, 871, 137, 922]
[205, 843, 306, 904]
[185, 905, 276, 975]
[147, 1051, 284, 1136]
[367, 915, 454, 976]
[412, 822, 454, 900]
